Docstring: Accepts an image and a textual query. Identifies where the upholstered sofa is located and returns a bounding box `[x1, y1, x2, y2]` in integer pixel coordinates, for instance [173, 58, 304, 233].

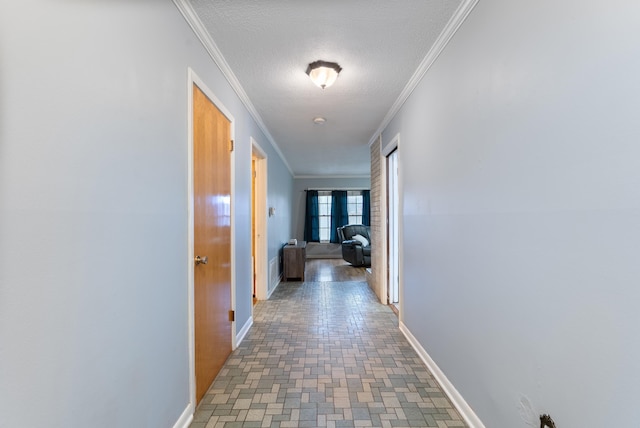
[337, 224, 371, 267]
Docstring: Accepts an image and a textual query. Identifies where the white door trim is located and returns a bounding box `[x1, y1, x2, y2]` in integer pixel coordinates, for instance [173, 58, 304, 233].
[381, 133, 402, 322]
[388, 149, 399, 305]
[382, 135, 398, 157]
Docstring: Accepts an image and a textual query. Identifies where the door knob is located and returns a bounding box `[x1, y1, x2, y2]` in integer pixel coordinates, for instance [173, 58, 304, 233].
[195, 255, 208, 265]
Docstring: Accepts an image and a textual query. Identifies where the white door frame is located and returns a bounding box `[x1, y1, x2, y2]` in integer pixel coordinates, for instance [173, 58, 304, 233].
[251, 138, 268, 301]
[381, 134, 402, 321]
[186, 67, 237, 413]
[387, 149, 399, 304]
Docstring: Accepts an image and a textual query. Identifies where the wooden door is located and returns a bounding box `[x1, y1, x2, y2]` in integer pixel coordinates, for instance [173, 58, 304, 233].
[193, 84, 232, 405]
[251, 156, 257, 301]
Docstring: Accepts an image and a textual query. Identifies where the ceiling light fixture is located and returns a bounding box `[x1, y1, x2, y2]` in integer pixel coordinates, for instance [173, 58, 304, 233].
[313, 117, 326, 125]
[306, 60, 342, 89]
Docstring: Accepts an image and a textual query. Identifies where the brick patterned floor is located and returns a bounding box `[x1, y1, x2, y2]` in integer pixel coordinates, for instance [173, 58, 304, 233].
[190, 280, 467, 427]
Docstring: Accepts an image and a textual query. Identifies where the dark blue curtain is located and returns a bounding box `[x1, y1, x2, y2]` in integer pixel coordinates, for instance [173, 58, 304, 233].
[330, 190, 348, 243]
[304, 190, 320, 242]
[362, 190, 371, 226]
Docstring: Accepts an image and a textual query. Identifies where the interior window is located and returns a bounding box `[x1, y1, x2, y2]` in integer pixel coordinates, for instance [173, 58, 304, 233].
[316, 190, 364, 243]
[318, 191, 332, 243]
[347, 190, 364, 225]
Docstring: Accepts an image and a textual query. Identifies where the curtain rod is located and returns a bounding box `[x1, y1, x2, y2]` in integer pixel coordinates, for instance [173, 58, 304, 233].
[304, 188, 370, 191]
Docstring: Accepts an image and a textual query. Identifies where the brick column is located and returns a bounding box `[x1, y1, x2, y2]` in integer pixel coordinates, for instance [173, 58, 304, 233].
[367, 136, 384, 303]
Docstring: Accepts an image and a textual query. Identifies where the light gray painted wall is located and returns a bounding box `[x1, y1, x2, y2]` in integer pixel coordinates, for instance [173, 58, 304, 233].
[0, 1, 292, 426]
[382, 0, 640, 426]
[267, 160, 296, 264]
[292, 177, 371, 240]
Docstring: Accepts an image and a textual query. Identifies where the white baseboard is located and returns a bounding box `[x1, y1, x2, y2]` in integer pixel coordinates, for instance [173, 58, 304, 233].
[399, 322, 485, 428]
[236, 315, 253, 346]
[172, 402, 193, 428]
[267, 274, 282, 298]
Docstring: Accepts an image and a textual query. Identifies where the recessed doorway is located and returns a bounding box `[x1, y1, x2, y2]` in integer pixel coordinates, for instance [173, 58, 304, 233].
[251, 139, 268, 302]
[387, 148, 399, 309]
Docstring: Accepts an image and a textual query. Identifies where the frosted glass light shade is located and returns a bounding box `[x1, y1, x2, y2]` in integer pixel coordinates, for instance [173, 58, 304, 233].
[306, 61, 342, 89]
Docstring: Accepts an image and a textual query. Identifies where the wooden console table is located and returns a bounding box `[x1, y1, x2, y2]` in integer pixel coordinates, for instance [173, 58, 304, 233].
[283, 241, 306, 281]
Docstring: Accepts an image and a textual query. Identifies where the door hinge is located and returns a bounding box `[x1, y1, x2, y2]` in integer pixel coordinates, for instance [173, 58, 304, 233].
[253, 170, 257, 178]
[229, 310, 235, 322]
[229, 139, 234, 152]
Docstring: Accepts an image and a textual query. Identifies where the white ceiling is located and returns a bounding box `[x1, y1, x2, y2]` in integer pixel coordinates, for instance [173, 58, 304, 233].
[188, 0, 464, 177]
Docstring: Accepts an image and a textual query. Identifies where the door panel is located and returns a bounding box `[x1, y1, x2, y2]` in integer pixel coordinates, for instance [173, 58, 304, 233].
[193, 84, 232, 405]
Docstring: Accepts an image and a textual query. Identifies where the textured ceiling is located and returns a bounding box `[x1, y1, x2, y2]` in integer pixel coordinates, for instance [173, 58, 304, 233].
[188, 0, 464, 177]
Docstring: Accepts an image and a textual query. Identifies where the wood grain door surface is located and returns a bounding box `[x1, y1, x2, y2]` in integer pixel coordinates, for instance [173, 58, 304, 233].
[193, 84, 232, 405]
[251, 157, 256, 299]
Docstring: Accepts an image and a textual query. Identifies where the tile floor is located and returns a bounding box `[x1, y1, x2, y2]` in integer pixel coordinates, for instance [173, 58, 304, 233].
[190, 279, 467, 428]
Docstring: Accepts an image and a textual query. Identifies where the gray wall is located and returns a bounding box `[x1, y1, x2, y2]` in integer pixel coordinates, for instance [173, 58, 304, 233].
[0, 1, 293, 427]
[267, 162, 295, 267]
[382, 0, 640, 426]
[292, 177, 371, 240]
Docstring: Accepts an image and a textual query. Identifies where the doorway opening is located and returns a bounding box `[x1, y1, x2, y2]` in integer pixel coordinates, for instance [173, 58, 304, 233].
[387, 148, 399, 310]
[252, 139, 268, 302]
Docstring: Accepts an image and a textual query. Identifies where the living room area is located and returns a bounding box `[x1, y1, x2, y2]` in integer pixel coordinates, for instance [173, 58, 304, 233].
[292, 176, 371, 261]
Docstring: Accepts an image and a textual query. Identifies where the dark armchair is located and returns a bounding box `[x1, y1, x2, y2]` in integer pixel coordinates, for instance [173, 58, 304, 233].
[337, 224, 371, 267]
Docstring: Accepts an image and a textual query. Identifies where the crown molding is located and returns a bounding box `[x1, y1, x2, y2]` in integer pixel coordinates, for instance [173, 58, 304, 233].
[368, 0, 480, 147]
[172, 0, 294, 176]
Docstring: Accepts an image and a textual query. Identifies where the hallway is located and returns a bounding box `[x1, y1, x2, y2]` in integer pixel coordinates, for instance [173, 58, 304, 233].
[190, 261, 466, 427]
